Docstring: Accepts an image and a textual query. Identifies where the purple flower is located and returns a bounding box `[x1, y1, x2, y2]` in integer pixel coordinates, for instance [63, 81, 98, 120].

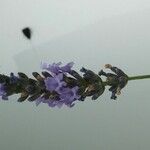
[44, 73, 66, 92]
[36, 62, 80, 108]
[60, 62, 74, 73]
[41, 62, 74, 74]
[47, 100, 62, 108]
[58, 86, 80, 103]
[35, 97, 61, 108]
[35, 86, 80, 108]
[0, 84, 8, 100]
[41, 62, 61, 74]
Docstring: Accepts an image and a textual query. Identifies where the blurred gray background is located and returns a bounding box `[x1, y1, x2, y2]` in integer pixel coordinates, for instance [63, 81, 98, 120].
[0, 0, 150, 150]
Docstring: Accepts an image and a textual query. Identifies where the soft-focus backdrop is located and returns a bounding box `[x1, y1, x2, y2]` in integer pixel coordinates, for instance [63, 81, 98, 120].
[0, 0, 150, 150]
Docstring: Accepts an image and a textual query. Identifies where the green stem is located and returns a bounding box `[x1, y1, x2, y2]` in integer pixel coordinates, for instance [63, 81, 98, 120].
[128, 75, 150, 81]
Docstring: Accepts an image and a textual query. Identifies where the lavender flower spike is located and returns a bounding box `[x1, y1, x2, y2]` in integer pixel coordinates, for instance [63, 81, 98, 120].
[3, 62, 149, 109]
